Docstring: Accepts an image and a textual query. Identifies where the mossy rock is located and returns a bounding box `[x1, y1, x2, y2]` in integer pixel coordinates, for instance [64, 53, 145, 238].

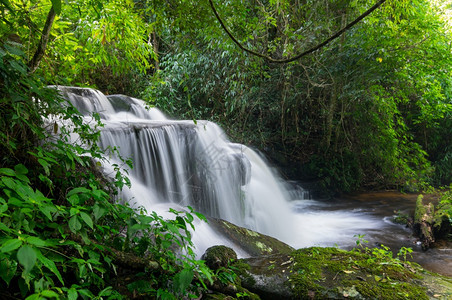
[202, 245, 238, 270]
[233, 247, 452, 300]
[207, 217, 295, 256]
[414, 194, 452, 249]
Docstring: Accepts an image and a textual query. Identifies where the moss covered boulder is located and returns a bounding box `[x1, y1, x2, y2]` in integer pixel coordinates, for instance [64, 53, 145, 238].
[232, 247, 452, 300]
[202, 245, 238, 271]
[207, 217, 295, 256]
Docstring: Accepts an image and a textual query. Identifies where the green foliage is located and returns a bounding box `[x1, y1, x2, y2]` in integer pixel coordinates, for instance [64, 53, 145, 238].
[0, 0, 154, 93]
[437, 187, 452, 224]
[147, 0, 452, 193]
[0, 37, 214, 299]
[1, 0, 451, 295]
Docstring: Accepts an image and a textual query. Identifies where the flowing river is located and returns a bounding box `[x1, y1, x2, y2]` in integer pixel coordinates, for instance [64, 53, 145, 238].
[292, 191, 452, 277]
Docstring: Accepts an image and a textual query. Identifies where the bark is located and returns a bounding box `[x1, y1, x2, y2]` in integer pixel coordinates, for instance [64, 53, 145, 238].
[70, 234, 160, 271]
[27, 6, 56, 73]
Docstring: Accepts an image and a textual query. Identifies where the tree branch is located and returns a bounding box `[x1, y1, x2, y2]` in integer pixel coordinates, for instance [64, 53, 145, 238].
[208, 0, 387, 63]
[69, 234, 160, 271]
[27, 5, 56, 73]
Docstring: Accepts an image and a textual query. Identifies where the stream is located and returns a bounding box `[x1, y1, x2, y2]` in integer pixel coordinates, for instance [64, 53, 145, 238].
[56, 86, 451, 279]
[290, 191, 452, 277]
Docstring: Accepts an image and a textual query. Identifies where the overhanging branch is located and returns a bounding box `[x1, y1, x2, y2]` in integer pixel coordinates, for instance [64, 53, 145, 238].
[208, 0, 387, 63]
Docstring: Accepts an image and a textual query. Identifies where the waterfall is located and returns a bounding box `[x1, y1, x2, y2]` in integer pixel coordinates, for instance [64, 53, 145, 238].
[56, 86, 310, 253]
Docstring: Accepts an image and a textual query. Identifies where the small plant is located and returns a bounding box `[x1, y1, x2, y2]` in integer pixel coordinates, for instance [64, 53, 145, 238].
[353, 234, 369, 248]
[397, 247, 413, 262]
[236, 291, 250, 298]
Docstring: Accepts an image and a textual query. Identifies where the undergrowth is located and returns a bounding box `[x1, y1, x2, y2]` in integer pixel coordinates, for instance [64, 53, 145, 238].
[0, 41, 216, 299]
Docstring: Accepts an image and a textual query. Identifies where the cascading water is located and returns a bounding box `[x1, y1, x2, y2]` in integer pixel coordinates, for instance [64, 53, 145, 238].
[56, 86, 299, 253]
[49, 86, 452, 276]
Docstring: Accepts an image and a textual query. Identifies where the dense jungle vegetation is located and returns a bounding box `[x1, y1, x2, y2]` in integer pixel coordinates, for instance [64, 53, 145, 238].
[0, 0, 451, 299]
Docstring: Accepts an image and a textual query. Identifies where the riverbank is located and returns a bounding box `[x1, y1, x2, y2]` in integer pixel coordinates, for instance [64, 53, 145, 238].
[329, 190, 451, 277]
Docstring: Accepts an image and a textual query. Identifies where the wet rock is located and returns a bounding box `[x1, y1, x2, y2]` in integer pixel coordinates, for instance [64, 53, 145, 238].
[232, 247, 451, 300]
[207, 217, 294, 257]
[202, 245, 237, 271]
[236, 254, 294, 299]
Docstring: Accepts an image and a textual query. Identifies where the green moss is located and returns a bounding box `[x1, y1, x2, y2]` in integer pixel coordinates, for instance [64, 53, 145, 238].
[288, 247, 428, 299]
[245, 229, 259, 237]
[415, 195, 427, 222]
[341, 279, 428, 300]
[202, 245, 237, 270]
[231, 260, 256, 287]
[255, 241, 272, 253]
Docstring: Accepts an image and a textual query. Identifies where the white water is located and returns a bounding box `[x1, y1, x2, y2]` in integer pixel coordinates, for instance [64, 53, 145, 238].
[56, 86, 382, 257]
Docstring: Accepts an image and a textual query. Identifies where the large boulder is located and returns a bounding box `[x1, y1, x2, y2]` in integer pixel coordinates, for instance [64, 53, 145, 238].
[232, 247, 452, 300]
[207, 217, 295, 257]
[202, 245, 238, 271]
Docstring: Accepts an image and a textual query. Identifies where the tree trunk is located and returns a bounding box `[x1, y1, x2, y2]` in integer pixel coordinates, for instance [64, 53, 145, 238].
[28, 6, 56, 73]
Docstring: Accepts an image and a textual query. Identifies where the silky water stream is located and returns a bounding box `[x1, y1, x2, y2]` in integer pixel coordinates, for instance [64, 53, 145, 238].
[56, 86, 451, 277]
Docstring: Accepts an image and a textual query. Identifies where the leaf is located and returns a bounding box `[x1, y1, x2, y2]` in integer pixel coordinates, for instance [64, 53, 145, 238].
[173, 268, 193, 294]
[39, 204, 57, 221]
[1, 238, 23, 253]
[68, 216, 82, 233]
[93, 204, 105, 221]
[50, 0, 62, 15]
[166, 223, 179, 234]
[1, 177, 16, 190]
[40, 290, 59, 298]
[0, 168, 15, 176]
[67, 187, 90, 197]
[67, 288, 77, 300]
[36, 248, 64, 284]
[14, 164, 28, 175]
[26, 236, 48, 248]
[0, 222, 11, 233]
[195, 262, 212, 286]
[193, 211, 207, 222]
[98, 286, 113, 297]
[0, 258, 17, 285]
[0, 202, 8, 213]
[77, 289, 94, 298]
[38, 159, 50, 176]
[17, 245, 37, 273]
[67, 194, 80, 206]
[15, 174, 30, 183]
[79, 212, 93, 229]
